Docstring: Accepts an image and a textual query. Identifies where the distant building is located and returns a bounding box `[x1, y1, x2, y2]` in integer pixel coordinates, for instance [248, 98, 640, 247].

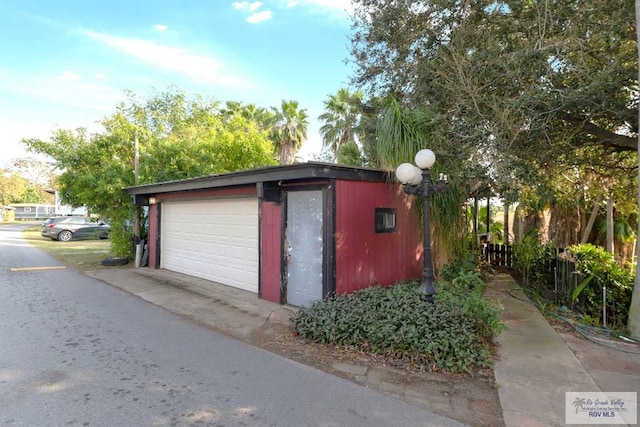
[54, 191, 87, 216]
[0, 205, 15, 222]
[9, 203, 55, 220]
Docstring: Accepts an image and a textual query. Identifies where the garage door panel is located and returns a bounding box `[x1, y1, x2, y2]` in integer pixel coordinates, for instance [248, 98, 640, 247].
[161, 199, 259, 293]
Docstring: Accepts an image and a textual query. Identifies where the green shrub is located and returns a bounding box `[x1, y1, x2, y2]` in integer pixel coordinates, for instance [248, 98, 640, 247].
[437, 270, 506, 340]
[565, 244, 633, 328]
[108, 217, 134, 258]
[440, 251, 492, 283]
[292, 272, 504, 374]
[512, 230, 557, 289]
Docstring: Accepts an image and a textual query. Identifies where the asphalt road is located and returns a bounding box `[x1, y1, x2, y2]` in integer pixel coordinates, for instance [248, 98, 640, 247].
[0, 223, 464, 427]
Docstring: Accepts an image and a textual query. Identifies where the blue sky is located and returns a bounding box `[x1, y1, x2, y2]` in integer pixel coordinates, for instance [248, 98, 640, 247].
[0, 1, 355, 164]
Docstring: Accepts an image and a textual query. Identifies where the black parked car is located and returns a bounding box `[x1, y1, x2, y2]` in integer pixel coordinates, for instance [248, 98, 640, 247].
[41, 216, 110, 242]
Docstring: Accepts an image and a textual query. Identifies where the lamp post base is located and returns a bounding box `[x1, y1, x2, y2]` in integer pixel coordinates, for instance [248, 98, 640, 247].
[419, 278, 436, 304]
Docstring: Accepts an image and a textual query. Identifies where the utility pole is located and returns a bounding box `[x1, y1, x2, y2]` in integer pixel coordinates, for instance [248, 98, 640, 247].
[133, 130, 142, 267]
[134, 129, 139, 186]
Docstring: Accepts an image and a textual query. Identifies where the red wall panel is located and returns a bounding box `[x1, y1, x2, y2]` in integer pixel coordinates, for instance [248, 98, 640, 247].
[260, 201, 282, 303]
[145, 180, 420, 301]
[334, 180, 422, 294]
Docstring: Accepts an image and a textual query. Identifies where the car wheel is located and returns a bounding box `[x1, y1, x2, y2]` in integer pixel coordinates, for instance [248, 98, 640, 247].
[58, 230, 73, 242]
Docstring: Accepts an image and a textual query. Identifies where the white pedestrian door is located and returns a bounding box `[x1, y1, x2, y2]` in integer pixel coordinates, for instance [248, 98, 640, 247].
[286, 190, 324, 307]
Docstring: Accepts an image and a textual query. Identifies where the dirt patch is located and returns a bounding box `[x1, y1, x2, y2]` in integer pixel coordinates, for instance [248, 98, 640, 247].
[247, 319, 504, 427]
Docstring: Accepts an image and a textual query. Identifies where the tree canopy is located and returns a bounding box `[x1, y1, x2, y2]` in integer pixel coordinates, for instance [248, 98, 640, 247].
[23, 88, 279, 255]
[271, 100, 309, 164]
[0, 172, 51, 205]
[318, 88, 364, 155]
[0, 158, 55, 205]
[349, 0, 639, 334]
[350, 0, 637, 187]
[350, 0, 638, 243]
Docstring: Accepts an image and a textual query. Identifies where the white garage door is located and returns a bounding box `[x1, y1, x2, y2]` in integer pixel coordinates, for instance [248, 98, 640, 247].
[161, 198, 259, 293]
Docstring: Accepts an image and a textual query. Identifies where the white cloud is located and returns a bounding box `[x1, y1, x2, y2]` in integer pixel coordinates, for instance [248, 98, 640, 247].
[83, 31, 252, 88]
[57, 71, 80, 81]
[246, 10, 273, 23]
[153, 24, 168, 31]
[233, 1, 263, 12]
[94, 72, 107, 79]
[234, 1, 272, 23]
[286, 0, 353, 17]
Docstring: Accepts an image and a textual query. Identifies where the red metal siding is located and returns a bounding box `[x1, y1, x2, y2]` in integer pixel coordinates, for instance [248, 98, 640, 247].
[148, 203, 158, 268]
[334, 180, 422, 294]
[157, 186, 256, 202]
[260, 201, 282, 303]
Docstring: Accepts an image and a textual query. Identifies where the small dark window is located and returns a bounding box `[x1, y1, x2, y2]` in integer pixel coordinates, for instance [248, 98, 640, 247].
[375, 208, 396, 233]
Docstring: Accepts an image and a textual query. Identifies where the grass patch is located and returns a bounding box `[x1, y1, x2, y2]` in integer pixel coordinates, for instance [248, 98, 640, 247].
[22, 225, 127, 272]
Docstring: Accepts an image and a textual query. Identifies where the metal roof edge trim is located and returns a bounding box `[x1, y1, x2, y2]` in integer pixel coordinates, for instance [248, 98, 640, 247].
[125, 162, 395, 196]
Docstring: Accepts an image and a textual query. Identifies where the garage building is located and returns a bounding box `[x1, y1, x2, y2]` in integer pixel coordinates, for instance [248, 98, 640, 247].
[126, 163, 423, 307]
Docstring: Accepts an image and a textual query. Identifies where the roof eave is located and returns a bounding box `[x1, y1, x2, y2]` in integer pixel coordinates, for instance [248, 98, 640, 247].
[125, 162, 393, 196]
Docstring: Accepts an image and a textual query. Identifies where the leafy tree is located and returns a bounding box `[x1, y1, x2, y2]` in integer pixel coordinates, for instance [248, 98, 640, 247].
[318, 88, 364, 155]
[0, 158, 56, 205]
[18, 187, 45, 204]
[220, 101, 275, 131]
[24, 127, 131, 210]
[310, 147, 337, 163]
[376, 97, 468, 272]
[23, 88, 277, 256]
[0, 172, 43, 205]
[0, 173, 20, 205]
[351, 0, 636, 158]
[376, 97, 444, 169]
[0, 170, 53, 205]
[336, 141, 365, 166]
[628, 0, 640, 339]
[350, 0, 637, 206]
[2, 157, 56, 189]
[271, 100, 309, 164]
[350, 0, 640, 336]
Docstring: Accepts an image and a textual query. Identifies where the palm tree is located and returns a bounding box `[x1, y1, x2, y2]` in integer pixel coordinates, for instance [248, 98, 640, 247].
[220, 100, 244, 121]
[271, 100, 308, 165]
[241, 104, 275, 131]
[318, 88, 363, 155]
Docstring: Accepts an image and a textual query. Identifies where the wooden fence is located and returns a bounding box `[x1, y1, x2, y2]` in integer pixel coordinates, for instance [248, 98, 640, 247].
[483, 244, 585, 309]
[553, 254, 585, 307]
[482, 243, 513, 268]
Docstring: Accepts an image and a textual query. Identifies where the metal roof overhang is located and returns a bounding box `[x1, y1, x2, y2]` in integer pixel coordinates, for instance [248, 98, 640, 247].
[125, 162, 392, 197]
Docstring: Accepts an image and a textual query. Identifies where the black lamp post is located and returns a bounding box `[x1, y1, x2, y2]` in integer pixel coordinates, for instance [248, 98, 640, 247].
[395, 149, 449, 303]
